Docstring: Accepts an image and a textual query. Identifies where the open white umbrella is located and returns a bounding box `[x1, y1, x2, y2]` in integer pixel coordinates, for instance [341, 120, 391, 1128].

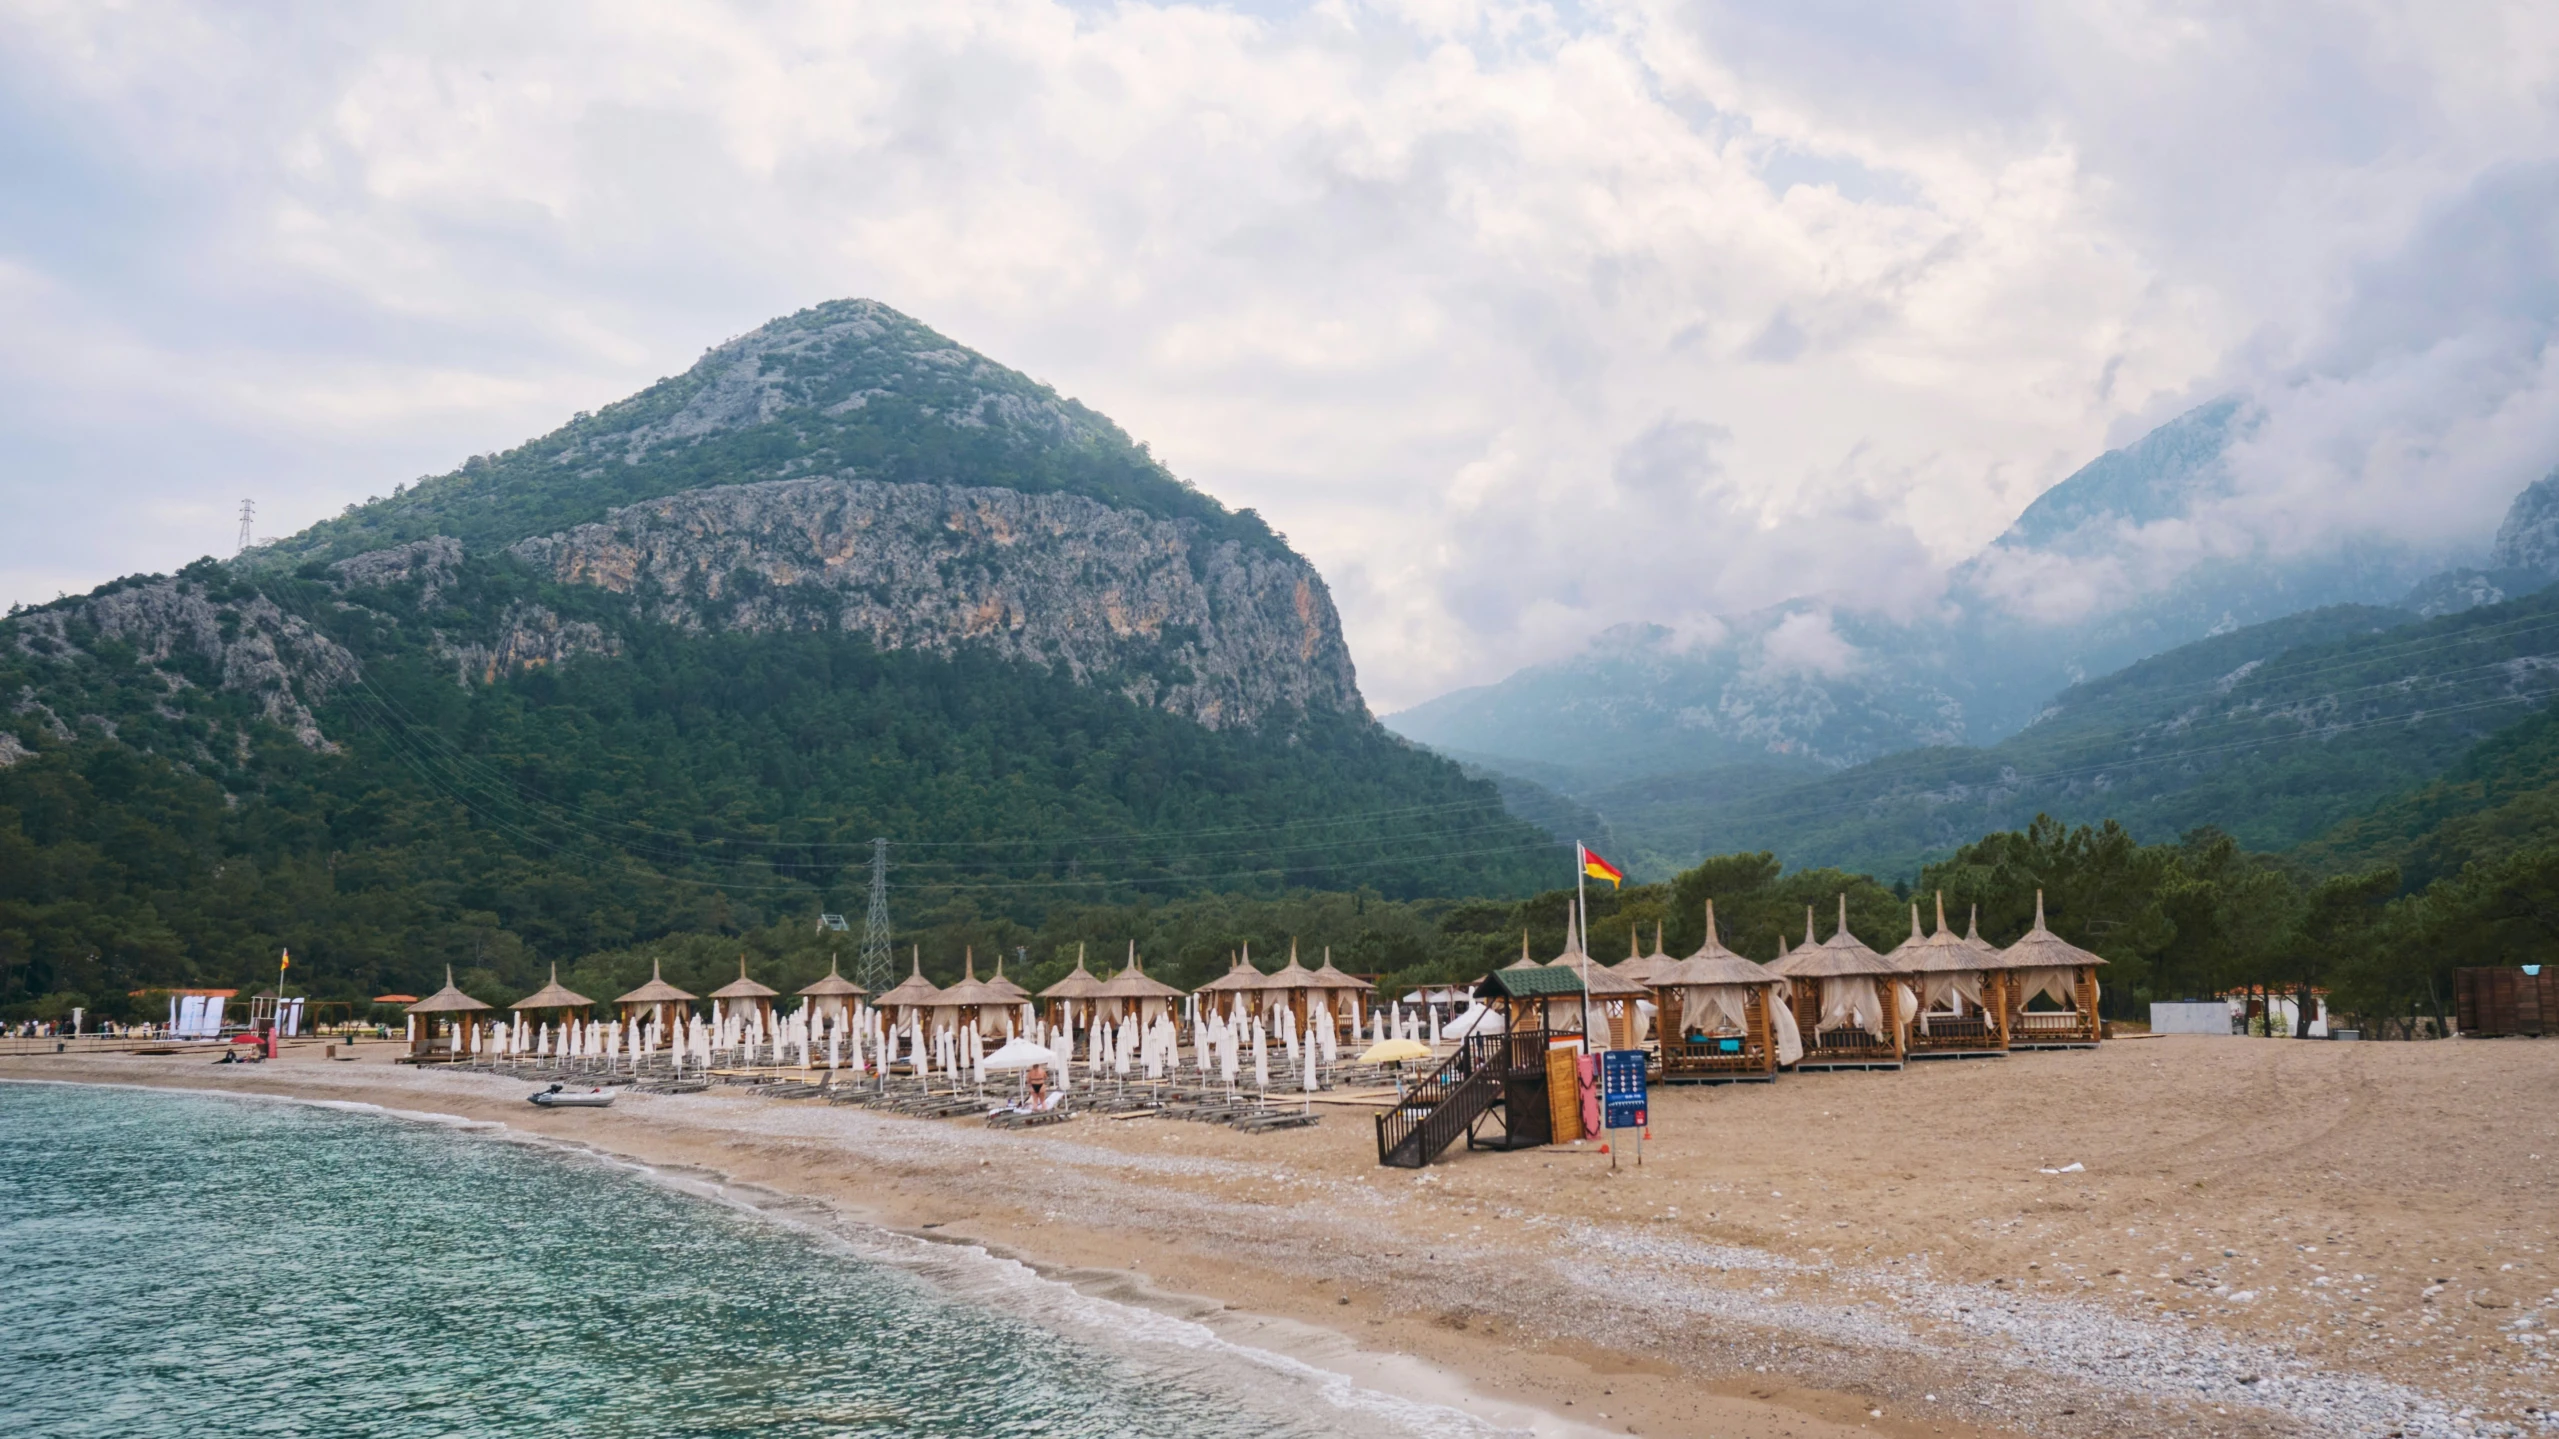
[982, 1036, 1057, 1071]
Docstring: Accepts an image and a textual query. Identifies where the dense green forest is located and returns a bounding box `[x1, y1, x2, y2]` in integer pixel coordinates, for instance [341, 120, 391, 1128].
[0, 602, 1562, 1019]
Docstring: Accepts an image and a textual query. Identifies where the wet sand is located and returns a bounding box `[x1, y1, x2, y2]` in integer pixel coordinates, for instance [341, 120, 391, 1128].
[10, 1035, 2553, 1438]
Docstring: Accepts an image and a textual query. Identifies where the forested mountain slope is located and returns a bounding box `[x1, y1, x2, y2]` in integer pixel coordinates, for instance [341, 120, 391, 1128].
[0, 302, 1559, 1015]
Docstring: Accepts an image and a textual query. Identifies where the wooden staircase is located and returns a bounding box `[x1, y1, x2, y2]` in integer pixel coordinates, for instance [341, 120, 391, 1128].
[1374, 1027, 1551, 1168]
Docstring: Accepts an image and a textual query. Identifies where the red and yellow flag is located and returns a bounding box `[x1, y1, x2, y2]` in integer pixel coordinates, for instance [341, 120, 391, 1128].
[1579, 844, 1623, 888]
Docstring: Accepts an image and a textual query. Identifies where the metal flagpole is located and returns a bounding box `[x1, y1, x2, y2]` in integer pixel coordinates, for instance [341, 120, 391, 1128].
[1574, 845, 1593, 1045]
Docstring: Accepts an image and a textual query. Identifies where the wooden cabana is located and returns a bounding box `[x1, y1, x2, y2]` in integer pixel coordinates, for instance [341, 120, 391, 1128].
[615, 961, 697, 1033]
[1194, 950, 1268, 1022]
[1651, 900, 1791, 1082]
[708, 957, 778, 1033]
[510, 966, 594, 1023]
[1256, 942, 1323, 1035]
[1037, 946, 1108, 1033]
[1310, 948, 1374, 1038]
[405, 968, 494, 1063]
[1891, 894, 2010, 1058]
[985, 953, 1032, 1034]
[930, 949, 1009, 1036]
[1095, 944, 1184, 1028]
[1553, 951, 1650, 1050]
[1768, 898, 1909, 1070]
[796, 957, 867, 1040]
[1991, 890, 2108, 1048]
[1611, 923, 1676, 988]
[875, 948, 947, 1035]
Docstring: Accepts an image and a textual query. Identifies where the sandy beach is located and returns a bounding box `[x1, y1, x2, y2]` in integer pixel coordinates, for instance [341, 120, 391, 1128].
[9, 1036, 2553, 1438]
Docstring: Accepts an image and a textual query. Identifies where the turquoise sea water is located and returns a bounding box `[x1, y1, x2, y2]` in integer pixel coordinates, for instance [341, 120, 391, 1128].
[0, 1082, 1471, 1438]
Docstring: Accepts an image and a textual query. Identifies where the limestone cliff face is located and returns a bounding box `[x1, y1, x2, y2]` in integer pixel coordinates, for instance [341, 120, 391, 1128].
[9, 578, 359, 751]
[508, 476, 1364, 729]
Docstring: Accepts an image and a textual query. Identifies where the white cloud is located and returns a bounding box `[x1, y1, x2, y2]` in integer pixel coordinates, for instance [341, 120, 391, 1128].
[0, 0, 2552, 706]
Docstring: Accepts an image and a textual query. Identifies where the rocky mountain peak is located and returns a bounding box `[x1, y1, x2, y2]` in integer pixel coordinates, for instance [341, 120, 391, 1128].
[2489, 469, 2559, 573]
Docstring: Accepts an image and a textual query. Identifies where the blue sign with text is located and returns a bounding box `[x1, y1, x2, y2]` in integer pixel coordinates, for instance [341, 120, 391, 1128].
[1600, 1048, 1647, 1130]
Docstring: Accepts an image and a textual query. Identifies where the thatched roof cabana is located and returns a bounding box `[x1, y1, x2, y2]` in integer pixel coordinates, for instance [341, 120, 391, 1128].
[611, 957, 696, 1024]
[1610, 923, 1677, 987]
[1767, 898, 1907, 1069]
[1990, 891, 2108, 1048]
[509, 965, 593, 1016]
[405, 968, 493, 1062]
[797, 956, 867, 1032]
[1649, 900, 1792, 1080]
[708, 957, 778, 1029]
[1095, 942, 1184, 1026]
[1890, 894, 2010, 1056]
[874, 948, 947, 1031]
[1309, 948, 1373, 994]
[1194, 949, 1268, 1019]
[1037, 945, 1108, 1028]
[984, 954, 1031, 1006]
[935, 949, 1013, 1033]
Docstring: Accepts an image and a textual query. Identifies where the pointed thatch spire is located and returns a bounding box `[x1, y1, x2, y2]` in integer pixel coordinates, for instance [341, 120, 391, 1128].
[512, 963, 595, 1012]
[1992, 888, 2109, 971]
[798, 952, 867, 998]
[411, 965, 495, 1014]
[616, 958, 696, 1005]
[1038, 943, 1108, 1001]
[1890, 891, 1984, 975]
[709, 953, 778, 1001]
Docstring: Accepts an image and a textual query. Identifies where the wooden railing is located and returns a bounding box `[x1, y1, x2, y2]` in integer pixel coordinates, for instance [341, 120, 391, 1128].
[1373, 1024, 1550, 1169]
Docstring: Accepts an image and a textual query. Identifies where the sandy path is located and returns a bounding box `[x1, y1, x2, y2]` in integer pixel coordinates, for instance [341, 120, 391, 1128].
[9, 1035, 2552, 1438]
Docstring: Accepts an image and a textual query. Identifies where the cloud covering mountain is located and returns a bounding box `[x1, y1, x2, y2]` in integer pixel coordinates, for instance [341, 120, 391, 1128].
[3, 1, 2555, 711]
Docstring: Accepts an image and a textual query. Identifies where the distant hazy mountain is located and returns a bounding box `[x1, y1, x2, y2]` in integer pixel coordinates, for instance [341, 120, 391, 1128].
[1389, 397, 2474, 792]
[1686, 588, 2559, 876]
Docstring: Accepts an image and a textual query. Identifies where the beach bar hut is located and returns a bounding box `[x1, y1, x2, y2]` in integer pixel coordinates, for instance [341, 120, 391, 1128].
[405, 968, 494, 1062]
[1652, 901, 1791, 1082]
[1095, 944, 1185, 1028]
[875, 949, 948, 1036]
[1038, 947, 1108, 1034]
[1992, 891, 2108, 1048]
[796, 957, 867, 1040]
[1768, 898, 1909, 1070]
[1892, 895, 2010, 1058]
[708, 958, 778, 1034]
[615, 961, 697, 1034]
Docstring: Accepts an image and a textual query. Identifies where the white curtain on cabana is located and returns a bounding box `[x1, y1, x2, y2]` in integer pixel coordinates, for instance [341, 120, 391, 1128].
[1771, 980, 1805, 1066]
[1815, 976, 1886, 1038]
[1678, 984, 1751, 1035]
[2015, 968, 2079, 1009]
[1917, 971, 1984, 1032]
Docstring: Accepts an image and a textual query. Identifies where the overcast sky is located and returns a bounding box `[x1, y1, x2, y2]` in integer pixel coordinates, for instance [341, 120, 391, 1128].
[5, 1, 2556, 709]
